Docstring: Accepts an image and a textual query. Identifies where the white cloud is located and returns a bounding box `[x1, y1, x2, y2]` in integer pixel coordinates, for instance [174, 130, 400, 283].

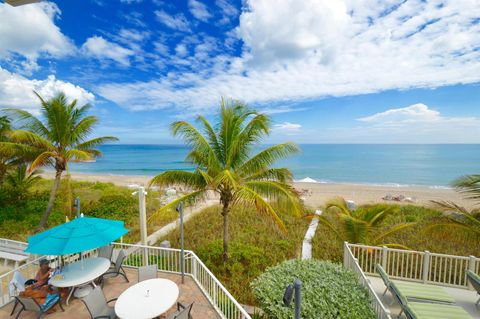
[0, 2, 74, 70]
[341, 103, 480, 143]
[175, 44, 189, 57]
[155, 10, 190, 32]
[274, 121, 302, 133]
[358, 103, 441, 124]
[81, 36, 134, 66]
[98, 0, 480, 113]
[0, 67, 95, 114]
[216, 0, 238, 22]
[188, 0, 212, 22]
[357, 103, 479, 127]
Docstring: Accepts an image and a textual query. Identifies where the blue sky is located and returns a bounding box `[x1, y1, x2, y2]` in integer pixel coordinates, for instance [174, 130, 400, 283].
[0, 0, 479, 143]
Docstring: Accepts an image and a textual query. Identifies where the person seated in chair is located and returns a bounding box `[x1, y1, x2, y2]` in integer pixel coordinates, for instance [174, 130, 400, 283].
[25, 259, 51, 289]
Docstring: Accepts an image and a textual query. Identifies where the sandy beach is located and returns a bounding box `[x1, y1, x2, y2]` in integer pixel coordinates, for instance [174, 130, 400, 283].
[41, 172, 478, 210]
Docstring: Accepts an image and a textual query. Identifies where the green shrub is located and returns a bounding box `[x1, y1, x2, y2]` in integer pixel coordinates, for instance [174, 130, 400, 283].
[251, 259, 376, 319]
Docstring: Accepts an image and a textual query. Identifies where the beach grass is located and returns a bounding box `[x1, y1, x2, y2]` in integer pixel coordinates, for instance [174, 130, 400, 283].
[312, 204, 480, 261]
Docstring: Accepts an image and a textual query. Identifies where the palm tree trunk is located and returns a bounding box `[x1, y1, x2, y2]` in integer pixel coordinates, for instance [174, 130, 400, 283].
[36, 169, 62, 232]
[222, 201, 230, 263]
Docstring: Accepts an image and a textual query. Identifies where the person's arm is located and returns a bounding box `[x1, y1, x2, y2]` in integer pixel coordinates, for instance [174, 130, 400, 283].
[33, 270, 50, 288]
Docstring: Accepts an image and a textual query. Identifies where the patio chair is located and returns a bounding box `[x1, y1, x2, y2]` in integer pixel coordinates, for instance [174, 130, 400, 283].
[98, 244, 114, 263]
[138, 264, 157, 282]
[82, 286, 117, 319]
[8, 271, 26, 316]
[165, 302, 194, 319]
[466, 270, 480, 307]
[389, 281, 471, 319]
[376, 264, 455, 304]
[14, 293, 64, 319]
[100, 249, 129, 286]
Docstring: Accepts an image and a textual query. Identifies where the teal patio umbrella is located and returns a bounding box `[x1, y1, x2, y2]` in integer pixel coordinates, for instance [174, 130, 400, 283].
[25, 215, 129, 255]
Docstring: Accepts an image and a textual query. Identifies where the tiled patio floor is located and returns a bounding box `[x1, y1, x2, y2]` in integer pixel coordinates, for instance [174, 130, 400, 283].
[368, 275, 480, 318]
[0, 268, 220, 319]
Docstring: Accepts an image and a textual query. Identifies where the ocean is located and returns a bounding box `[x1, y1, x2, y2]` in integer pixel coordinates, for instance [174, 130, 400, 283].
[67, 144, 480, 187]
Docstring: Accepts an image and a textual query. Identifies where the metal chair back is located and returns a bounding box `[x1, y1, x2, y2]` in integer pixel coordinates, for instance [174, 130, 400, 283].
[82, 286, 108, 318]
[138, 264, 157, 282]
[114, 250, 127, 273]
[98, 245, 114, 261]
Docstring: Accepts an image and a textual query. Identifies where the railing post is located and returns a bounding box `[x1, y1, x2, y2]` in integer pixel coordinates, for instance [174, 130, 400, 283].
[468, 255, 476, 289]
[422, 251, 430, 284]
[381, 246, 388, 270]
[192, 255, 197, 279]
[343, 242, 349, 267]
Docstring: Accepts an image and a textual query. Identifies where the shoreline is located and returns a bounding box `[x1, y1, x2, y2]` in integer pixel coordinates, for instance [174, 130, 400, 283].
[41, 171, 477, 210]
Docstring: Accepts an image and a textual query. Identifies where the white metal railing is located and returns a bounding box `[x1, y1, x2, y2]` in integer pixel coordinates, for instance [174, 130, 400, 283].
[0, 242, 250, 318]
[343, 242, 392, 319]
[113, 242, 251, 319]
[346, 243, 480, 289]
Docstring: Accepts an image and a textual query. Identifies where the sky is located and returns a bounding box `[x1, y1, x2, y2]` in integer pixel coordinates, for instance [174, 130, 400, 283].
[0, 0, 479, 144]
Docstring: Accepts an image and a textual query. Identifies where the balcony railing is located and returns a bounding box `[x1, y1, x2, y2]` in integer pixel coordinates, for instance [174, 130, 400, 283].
[346, 243, 480, 289]
[0, 241, 251, 319]
[113, 243, 251, 319]
[343, 242, 392, 319]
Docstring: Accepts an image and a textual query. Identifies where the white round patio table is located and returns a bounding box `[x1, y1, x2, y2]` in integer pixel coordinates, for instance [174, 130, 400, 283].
[115, 278, 179, 319]
[49, 257, 110, 304]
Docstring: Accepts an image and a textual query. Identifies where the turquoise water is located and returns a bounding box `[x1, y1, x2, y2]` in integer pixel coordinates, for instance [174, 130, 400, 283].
[67, 144, 480, 187]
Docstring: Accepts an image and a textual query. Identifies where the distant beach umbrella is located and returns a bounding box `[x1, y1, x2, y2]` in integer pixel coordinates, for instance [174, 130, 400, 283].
[25, 215, 128, 255]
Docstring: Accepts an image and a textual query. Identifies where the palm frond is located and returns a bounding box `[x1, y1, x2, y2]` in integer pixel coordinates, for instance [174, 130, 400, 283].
[233, 186, 287, 233]
[30, 151, 56, 172]
[64, 149, 94, 162]
[8, 130, 55, 150]
[325, 197, 351, 216]
[246, 168, 293, 183]
[148, 190, 206, 224]
[76, 136, 118, 150]
[244, 180, 302, 216]
[212, 169, 240, 190]
[237, 142, 299, 177]
[171, 121, 221, 170]
[148, 170, 207, 190]
[2, 108, 50, 137]
[453, 174, 480, 201]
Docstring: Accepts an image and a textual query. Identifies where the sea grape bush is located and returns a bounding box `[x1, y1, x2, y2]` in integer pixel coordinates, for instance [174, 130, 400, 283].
[251, 259, 376, 319]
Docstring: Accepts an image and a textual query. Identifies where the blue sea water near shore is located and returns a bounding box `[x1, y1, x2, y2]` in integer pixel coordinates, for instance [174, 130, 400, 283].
[67, 144, 480, 187]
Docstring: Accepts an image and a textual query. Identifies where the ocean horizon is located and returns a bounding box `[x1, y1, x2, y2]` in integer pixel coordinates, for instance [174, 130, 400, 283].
[66, 144, 480, 187]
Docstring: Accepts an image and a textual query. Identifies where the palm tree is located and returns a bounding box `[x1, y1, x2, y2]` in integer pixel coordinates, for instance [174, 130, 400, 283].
[149, 99, 302, 262]
[317, 197, 415, 248]
[0, 116, 12, 183]
[3, 164, 41, 202]
[4, 92, 118, 231]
